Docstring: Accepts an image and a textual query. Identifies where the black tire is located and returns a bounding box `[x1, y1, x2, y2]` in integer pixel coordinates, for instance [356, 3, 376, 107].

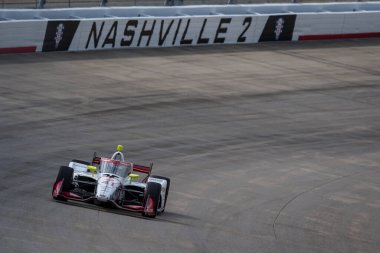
[52, 166, 74, 200]
[71, 159, 90, 165]
[150, 175, 170, 212]
[142, 182, 161, 218]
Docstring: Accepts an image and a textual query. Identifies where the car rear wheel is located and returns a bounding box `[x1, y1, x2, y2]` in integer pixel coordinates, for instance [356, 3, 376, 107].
[142, 182, 161, 218]
[150, 175, 170, 212]
[52, 166, 74, 201]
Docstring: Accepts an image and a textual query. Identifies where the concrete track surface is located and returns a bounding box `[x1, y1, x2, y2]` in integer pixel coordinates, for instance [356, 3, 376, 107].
[0, 39, 380, 253]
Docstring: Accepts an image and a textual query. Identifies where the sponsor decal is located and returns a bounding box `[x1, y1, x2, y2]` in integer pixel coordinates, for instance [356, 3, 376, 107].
[148, 177, 165, 184]
[274, 18, 284, 40]
[259, 15, 296, 42]
[82, 17, 254, 49]
[42, 21, 80, 52]
[55, 23, 65, 49]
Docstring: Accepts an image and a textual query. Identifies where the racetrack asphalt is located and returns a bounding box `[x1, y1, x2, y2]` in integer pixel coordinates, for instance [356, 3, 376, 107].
[0, 39, 379, 253]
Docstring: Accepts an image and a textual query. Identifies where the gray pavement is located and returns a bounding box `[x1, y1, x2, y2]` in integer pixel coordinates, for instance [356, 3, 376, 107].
[0, 39, 379, 253]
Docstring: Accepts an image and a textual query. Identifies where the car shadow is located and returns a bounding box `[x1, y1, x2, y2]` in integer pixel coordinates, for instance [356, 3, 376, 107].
[53, 198, 197, 225]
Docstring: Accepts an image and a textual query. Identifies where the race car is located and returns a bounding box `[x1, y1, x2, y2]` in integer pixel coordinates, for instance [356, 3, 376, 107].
[52, 145, 170, 218]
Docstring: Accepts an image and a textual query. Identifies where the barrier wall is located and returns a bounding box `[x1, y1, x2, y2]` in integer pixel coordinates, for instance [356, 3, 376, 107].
[295, 12, 380, 40]
[0, 21, 46, 53]
[1, 3, 380, 53]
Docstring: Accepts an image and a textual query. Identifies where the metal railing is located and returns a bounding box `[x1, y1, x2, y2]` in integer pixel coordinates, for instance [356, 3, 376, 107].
[1, 0, 168, 8]
[0, 0, 371, 8]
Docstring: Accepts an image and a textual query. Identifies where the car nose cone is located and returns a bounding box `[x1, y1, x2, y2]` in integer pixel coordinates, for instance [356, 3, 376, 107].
[96, 175, 121, 201]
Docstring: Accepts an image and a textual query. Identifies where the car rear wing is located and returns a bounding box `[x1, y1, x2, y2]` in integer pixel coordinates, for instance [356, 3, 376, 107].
[133, 163, 153, 183]
[133, 164, 152, 175]
[92, 154, 101, 165]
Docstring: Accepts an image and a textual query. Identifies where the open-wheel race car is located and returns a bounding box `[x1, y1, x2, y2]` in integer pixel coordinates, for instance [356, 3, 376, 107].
[52, 145, 170, 218]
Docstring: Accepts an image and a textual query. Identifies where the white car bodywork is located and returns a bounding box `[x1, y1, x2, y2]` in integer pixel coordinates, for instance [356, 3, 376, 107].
[67, 152, 168, 213]
[69, 161, 167, 212]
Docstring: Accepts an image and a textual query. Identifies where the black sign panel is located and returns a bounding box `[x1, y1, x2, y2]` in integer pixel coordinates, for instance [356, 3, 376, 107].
[259, 15, 297, 42]
[42, 21, 80, 52]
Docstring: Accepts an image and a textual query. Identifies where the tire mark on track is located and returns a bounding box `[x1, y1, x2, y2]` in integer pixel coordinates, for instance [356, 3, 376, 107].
[1, 84, 378, 134]
[266, 46, 380, 76]
[272, 171, 361, 240]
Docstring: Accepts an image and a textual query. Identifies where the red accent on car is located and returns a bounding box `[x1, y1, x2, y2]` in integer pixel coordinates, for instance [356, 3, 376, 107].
[144, 196, 155, 215]
[101, 158, 130, 166]
[52, 180, 63, 198]
[0, 46, 37, 54]
[92, 157, 101, 165]
[123, 205, 145, 212]
[61, 191, 82, 199]
[299, 32, 380, 41]
[133, 165, 152, 174]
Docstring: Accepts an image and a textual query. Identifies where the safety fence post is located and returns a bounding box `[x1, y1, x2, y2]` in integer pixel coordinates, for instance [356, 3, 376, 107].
[37, 0, 46, 8]
[101, 0, 108, 6]
[165, 0, 183, 6]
